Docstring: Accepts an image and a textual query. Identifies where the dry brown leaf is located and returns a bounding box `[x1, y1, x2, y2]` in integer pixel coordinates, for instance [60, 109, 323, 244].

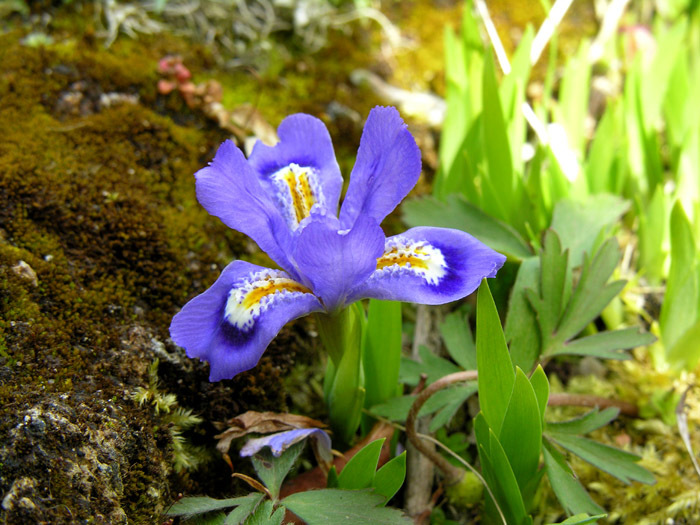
[229, 104, 279, 146]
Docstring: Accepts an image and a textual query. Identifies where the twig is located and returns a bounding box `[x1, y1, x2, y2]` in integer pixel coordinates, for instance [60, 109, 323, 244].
[548, 392, 639, 416]
[406, 371, 478, 486]
[405, 305, 437, 518]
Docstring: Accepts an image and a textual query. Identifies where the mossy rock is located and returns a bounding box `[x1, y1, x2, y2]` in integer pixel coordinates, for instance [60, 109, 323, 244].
[0, 28, 303, 523]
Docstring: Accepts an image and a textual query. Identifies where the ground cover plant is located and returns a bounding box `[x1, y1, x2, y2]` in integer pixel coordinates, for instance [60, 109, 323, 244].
[1, 0, 699, 523]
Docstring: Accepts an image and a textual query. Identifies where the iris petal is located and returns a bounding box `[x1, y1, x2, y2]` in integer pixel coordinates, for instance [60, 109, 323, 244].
[347, 227, 506, 305]
[240, 428, 332, 459]
[293, 214, 385, 312]
[195, 141, 297, 276]
[170, 261, 323, 381]
[249, 114, 343, 224]
[339, 106, 422, 230]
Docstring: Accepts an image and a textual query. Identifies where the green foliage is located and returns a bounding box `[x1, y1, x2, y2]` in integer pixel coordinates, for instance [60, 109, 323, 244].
[373, 452, 407, 502]
[506, 231, 655, 371]
[319, 304, 366, 445]
[548, 514, 606, 525]
[476, 281, 515, 437]
[131, 359, 205, 473]
[251, 442, 306, 499]
[169, 438, 409, 524]
[471, 281, 654, 521]
[544, 433, 654, 485]
[283, 489, 410, 524]
[362, 300, 403, 433]
[167, 494, 263, 520]
[440, 307, 477, 370]
[475, 282, 541, 523]
[542, 441, 604, 517]
[330, 438, 406, 504]
[402, 195, 533, 261]
[322, 298, 406, 442]
[660, 202, 700, 369]
[336, 439, 385, 490]
[370, 384, 477, 431]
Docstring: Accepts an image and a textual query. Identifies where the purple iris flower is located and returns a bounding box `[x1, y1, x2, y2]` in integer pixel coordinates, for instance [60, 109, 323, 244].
[240, 428, 332, 460]
[170, 106, 506, 381]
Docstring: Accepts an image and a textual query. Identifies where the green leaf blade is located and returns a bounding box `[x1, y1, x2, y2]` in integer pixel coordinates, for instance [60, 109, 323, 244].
[543, 440, 604, 516]
[550, 196, 629, 268]
[498, 368, 543, 493]
[337, 438, 385, 490]
[401, 195, 532, 260]
[223, 493, 265, 525]
[372, 452, 407, 503]
[440, 309, 477, 370]
[547, 433, 655, 485]
[364, 300, 402, 409]
[167, 495, 260, 518]
[551, 328, 655, 360]
[251, 441, 306, 499]
[545, 407, 619, 435]
[477, 281, 516, 436]
[481, 53, 515, 224]
[555, 239, 623, 344]
[505, 256, 542, 371]
[660, 201, 698, 353]
[283, 489, 411, 524]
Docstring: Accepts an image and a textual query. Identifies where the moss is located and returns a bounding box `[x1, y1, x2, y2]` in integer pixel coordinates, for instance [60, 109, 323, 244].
[0, 0, 467, 518]
[0, 24, 298, 522]
[540, 355, 700, 523]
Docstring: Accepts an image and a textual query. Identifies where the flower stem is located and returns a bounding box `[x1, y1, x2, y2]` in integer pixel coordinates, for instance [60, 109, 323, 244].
[315, 308, 358, 368]
[315, 306, 366, 444]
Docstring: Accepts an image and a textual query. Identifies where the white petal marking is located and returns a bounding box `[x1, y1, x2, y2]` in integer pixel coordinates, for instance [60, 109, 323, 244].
[270, 164, 324, 230]
[225, 269, 312, 331]
[375, 238, 447, 285]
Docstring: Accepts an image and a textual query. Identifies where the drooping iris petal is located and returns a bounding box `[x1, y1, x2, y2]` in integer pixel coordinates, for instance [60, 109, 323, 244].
[170, 260, 323, 381]
[239, 428, 332, 462]
[346, 227, 506, 305]
[195, 141, 297, 276]
[293, 214, 385, 311]
[248, 114, 343, 229]
[339, 106, 421, 230]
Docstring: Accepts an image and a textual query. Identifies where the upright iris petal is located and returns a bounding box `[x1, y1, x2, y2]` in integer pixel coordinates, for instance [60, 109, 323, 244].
[171, 106, 506, 381]
[195, 142, 297, 276]
[338, 106, 422, 230]
[249, 114, 343, 227]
